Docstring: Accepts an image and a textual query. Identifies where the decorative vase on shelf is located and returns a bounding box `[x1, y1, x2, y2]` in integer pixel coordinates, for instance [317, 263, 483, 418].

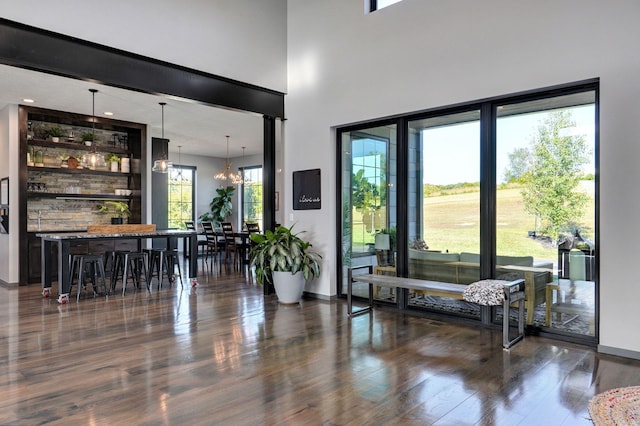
[110, 161, 119, 172]
[121, 157, 130, 173]
[111, 217, 123, 225]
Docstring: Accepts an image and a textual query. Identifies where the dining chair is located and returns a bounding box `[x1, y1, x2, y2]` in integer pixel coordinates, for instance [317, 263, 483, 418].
[221, 222, 239, 269]
[201, 222, 220, 264]
[185, 221, 207, 258]
[242, 222, 261, 264]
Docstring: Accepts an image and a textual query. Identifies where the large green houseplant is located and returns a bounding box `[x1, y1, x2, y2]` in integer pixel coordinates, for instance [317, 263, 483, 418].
[249, 225, 322, 303]
[199, 186, 234, 225]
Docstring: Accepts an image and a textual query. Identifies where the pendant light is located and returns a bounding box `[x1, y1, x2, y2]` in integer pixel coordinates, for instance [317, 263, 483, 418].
[240, 146, 251, 184]
[152, 102, 173, 173]
[214, 135, 243, 184]
[81, 89, 106, 170]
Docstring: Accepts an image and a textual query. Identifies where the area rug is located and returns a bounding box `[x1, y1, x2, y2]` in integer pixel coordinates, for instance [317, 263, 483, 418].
[589, 386, 640, 425]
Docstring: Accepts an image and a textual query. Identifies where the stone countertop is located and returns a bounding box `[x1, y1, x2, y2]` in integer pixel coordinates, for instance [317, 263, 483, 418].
[36, 229, 197, 240]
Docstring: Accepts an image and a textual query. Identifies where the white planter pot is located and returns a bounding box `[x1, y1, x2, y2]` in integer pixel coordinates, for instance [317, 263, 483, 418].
[272, 271, 305, 304]
[110, 161, 119, 172]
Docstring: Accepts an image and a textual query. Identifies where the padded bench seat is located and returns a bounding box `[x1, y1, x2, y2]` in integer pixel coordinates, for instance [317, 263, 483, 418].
[347, 266, 526, 349]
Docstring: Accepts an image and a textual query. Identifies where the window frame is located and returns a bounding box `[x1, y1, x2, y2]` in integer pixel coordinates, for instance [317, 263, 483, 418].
[240, 165, 263, 229]
[336, 78, 599, 344]
[167, 164, 196, 230]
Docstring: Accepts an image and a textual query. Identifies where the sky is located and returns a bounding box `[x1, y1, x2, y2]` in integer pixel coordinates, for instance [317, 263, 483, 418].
[422, 105, 596, 185]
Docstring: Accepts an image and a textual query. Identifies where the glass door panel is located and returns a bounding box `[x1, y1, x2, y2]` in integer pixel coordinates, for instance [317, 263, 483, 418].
[340, 125, 397, 302]
[496, 91, 596, 336]
[407, 111, 481, 318]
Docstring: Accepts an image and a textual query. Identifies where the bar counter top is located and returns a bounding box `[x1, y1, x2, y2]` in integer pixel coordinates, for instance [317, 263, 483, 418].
[37, 229, 196, 240]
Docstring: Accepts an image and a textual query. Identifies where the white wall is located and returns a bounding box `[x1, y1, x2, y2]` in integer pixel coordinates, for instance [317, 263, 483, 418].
[0, 0, 287, 93]
[0, 105, 19, 284]
[285, 0, 640, 355]
[3, 0, 638, 356]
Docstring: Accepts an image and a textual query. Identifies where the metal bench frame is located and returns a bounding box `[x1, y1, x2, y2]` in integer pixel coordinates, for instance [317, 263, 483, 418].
[347, 265, 525, 349]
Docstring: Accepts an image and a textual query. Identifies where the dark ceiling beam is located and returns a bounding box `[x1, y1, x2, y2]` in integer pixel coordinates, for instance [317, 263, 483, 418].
[0, 18, 285, 118]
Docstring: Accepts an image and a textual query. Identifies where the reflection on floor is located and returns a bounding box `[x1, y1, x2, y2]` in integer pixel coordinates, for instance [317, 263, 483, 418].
[0, 268, 634, 424]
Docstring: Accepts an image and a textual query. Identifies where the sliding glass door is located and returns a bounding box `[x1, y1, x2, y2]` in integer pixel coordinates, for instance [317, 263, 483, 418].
[340, 125, 397, 301]
[496, 92, 597, 336]
[337, 81, 598, 342]
[407, 111, 481, 318]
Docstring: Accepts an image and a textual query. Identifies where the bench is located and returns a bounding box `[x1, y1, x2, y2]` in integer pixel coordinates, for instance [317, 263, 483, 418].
[347, 266, 526, 349]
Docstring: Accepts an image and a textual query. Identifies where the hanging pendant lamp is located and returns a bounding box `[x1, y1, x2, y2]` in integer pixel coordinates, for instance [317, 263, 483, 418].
[152, 102, 173, 173]
[240, 146, 252, 184]
[214, 135, 243, 184]
[81, 89, 106, 170]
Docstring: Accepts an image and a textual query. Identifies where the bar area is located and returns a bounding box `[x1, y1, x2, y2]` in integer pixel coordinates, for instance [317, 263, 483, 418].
[19, 104, 146, 286]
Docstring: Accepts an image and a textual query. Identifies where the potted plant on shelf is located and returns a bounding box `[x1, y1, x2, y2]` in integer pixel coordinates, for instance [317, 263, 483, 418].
[249, 225, 322, 304]
[198, 186, 234, 226]
[97, 201, 131, 224]
[106, 154, 120, 172]
[81, 132, 94, 146]
[49, 127, 63, 142]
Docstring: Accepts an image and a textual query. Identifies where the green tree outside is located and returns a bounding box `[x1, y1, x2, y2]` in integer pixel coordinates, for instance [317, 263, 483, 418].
[518, 110, 590, 241]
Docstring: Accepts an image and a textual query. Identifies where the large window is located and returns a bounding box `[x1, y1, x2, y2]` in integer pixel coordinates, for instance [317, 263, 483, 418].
[496, 92, 596, 335]
[241, 166, 263, 230]
[369, 0, 403, 12]
[407, 111, 481, 317]
[337, 81, 598, 343]
[168, 166, 195, 230]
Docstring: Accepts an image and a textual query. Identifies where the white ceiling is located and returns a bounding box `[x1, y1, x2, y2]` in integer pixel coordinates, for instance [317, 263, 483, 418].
[0, 64, 264, 158]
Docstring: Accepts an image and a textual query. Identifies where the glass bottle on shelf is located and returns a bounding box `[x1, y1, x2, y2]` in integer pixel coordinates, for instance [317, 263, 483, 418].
[27, 145, 34, 166]
[34, 150, 43, 167]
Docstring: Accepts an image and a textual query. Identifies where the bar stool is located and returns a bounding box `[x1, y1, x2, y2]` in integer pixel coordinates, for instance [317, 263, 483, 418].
[111, 251, 149, 295]
[146, 248, 183, 288]
[69, 254, 108, 301]
[106, 250, 129, 294]
[145, 248, 167, 288]
[163, 249, 183, 287]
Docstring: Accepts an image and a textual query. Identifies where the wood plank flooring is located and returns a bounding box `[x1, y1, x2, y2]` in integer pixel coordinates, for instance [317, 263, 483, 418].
[1, 263, 639, 425]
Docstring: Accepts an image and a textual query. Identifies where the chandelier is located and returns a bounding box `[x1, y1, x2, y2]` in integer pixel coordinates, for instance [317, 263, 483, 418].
[214, 135, 243, 184]
[152, 102, 173, 173]
[81, 89, 106, 169]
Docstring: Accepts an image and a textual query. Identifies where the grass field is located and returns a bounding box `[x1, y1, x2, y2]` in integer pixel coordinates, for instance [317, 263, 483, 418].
[352, 183, 595, 263]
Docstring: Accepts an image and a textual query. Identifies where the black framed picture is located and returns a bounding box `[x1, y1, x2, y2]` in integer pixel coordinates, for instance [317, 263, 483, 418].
[293, 169, 321, 210]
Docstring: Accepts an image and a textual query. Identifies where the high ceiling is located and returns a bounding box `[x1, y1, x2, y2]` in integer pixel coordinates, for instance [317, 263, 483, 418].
[0, 64, 264, 159]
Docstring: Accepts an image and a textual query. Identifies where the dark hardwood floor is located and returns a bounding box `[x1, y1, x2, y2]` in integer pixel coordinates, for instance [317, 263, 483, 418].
[1, 261, 639, 425]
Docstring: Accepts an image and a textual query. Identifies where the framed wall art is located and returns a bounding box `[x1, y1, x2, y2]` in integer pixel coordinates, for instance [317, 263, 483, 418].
[293, 169, 321, 210]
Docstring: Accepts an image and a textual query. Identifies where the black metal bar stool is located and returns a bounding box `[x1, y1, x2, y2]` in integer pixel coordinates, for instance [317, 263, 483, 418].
[163, 249, 183, 287]
[69, 254, 108, 301]
[144, 248, 167, 289]
[106, 250, 129, 294]
[111, 251, 149, 295]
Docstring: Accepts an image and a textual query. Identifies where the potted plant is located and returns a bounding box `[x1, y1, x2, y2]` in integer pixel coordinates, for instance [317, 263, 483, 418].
[49, 127, 63, 142]
[81, 132, 94, 146]
[199, 186, 234, 226]
[106, 154, 120, 172]
[58, 154, 70, 168]
[97, 201, 131, 224]
[249, 225, 321, 304]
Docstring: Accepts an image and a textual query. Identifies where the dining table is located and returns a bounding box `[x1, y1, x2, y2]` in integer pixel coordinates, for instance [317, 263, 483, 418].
[37, 229, 199, 303]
